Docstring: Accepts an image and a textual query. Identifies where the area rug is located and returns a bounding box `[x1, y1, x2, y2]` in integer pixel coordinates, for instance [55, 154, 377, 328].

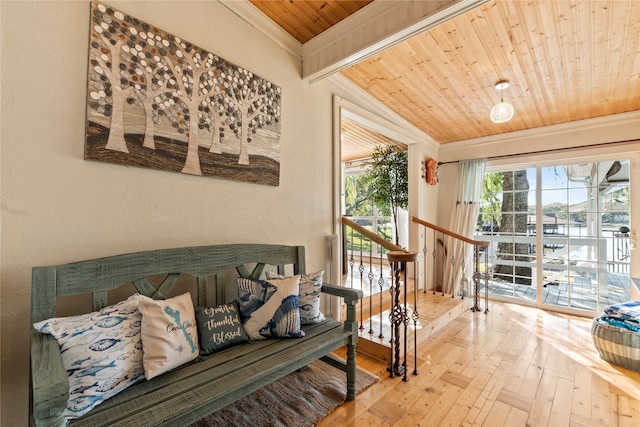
[190, 360, 378, 427]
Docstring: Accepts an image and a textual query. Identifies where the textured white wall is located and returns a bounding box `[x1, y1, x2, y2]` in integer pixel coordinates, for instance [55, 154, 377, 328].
[0, 1, 336, 424]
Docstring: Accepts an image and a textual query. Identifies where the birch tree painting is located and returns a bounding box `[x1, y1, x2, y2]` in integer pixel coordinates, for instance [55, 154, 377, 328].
[85, 1, 282, 186]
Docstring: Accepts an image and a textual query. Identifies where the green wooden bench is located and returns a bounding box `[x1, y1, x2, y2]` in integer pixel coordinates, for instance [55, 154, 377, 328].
[30, 244, 362, 426]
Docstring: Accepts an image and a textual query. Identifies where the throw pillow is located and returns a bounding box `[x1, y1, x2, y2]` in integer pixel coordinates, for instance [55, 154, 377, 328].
[266, 270, 326, 324]
[237, 275, 304, 340]
[195, 300, 249, 354]
[32, 295, 144, 421]
[138, 292, 199, 380]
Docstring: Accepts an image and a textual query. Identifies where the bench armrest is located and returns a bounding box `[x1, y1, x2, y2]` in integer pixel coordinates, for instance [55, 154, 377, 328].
[31, 328, 67, 426]
[320, 283, 362, 334]
[320, 283, 363, 305]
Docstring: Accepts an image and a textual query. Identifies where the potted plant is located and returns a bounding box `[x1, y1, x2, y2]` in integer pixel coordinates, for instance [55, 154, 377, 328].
[363, 145, 408, 246]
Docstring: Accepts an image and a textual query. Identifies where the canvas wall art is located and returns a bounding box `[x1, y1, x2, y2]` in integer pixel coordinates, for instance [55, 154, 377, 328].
[85, 1, 282, 186]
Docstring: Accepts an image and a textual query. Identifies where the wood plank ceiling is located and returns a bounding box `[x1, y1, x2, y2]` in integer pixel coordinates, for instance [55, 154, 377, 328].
[250, 0, 640, 156]
[249, 0, 372, 44]
[341, 118, 407, 162]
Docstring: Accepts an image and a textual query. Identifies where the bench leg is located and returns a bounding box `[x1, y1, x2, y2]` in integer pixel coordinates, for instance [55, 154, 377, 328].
[342, 292, 361, 401]
[346, 341, 357, 400]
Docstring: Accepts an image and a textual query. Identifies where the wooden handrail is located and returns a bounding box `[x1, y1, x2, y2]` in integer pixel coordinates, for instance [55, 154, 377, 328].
[341, 216, 405, 252]
[412, 216, 489, 247]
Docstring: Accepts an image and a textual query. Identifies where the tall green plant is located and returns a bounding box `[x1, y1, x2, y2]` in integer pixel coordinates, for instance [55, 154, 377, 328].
[479, 172, 503, 229]
[363, 145, 408, 245]
[344, 173, 374, 216]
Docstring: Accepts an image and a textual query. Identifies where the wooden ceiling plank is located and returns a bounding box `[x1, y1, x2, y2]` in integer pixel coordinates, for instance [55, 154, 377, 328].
[413, 16, 525, 141]
[565, 0, 591, 123]
[250, 1, 308, 42]
[535, 0, 572, 124]
[590, 1, 608, 116]
[459, 3, 529, 131]
[445, 15, 510, 128]
[341, 117, 407, 162]
[481, 1, 541, 129]
[303, 0, 490, 82]
[450, 11, 497, 96]
[249, 0, 371, 43]
[603, 1, 623, 115]
[293, 2, 344, 38]
[505, 1, 556, 127]
[389, 37, 475, 141]
[622, 3, 640, 112]
[606, 1, 638, 114]
[514, 1, 566, 125]
[549, 0, 579, 122]
[423, 25, 491, 139]
[597, 0, 633, 117]
[620, 7, 640, 112]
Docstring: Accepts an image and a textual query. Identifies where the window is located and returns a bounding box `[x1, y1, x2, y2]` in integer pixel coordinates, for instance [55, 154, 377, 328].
[344, 170, 393, 256]
[476, 160, 631, 314]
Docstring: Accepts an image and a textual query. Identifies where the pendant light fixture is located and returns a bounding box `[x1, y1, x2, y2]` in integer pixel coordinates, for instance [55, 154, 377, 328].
[490, 79, 514, 123]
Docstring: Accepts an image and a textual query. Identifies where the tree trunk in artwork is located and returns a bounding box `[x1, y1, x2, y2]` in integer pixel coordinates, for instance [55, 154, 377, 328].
[182, 115, 203, 175]
[494, 170, 531, 285]
[105, 84, 129, 153]
[238, 105, 250, 165]
[209, 119, 222, 154]
[102, 38, 130, 154]
[142, 100, 156, 149]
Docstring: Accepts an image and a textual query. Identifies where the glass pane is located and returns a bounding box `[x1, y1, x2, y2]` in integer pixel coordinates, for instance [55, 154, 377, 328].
[344, 173, 374, 216]
[541, 166, 567, 189]
[541, 189, 568, 208]
[566, 163, 595, 188]
[568, 187, 595, 207]
[346, 218, 373, 253]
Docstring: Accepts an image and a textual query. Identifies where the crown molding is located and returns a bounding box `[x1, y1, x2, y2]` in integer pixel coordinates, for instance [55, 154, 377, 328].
[218, 0, 302, 59]
[439, 110, 640, 162]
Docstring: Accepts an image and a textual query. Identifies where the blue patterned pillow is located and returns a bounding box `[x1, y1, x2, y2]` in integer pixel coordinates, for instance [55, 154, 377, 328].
[237, 275, 304, 340]
[32, 295, 144, 421]
[266, 270, 326, 324]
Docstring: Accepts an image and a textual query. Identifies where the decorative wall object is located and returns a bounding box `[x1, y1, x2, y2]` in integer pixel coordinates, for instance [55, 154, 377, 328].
[421, 157, 439, 185]
[84, 1, 282, 186]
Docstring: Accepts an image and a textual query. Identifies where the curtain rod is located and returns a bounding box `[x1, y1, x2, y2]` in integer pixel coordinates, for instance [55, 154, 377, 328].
[437, 138, 639, 165]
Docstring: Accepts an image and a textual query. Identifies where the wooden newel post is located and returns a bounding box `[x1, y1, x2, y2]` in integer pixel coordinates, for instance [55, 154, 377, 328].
[387, 250, 418, 381]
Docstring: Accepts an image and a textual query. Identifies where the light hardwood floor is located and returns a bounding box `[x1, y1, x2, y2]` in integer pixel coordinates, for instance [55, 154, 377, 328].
[321, 301, 640, 426]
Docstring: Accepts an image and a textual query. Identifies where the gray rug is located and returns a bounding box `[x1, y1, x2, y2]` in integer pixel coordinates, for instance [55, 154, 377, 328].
[190, 361, 378, 427]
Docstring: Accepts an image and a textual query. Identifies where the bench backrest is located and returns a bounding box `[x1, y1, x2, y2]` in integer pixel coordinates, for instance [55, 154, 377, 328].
[31, 244, 306, 323]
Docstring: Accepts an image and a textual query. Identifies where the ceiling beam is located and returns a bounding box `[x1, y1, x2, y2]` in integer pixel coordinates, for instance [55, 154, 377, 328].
[302, 0, 490, 83]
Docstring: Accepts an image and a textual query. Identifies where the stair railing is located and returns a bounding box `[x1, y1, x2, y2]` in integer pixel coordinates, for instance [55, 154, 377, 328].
[341, 215, 403, 338]
[412, 216, 491, 313]
[342, 215, 421, 379]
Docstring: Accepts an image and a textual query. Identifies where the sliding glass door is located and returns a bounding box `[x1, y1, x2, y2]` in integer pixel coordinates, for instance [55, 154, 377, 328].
[476, 160, 631, 315]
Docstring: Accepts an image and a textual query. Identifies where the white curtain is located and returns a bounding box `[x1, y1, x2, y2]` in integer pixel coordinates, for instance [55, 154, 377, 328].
[442, 159, 487, 295]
